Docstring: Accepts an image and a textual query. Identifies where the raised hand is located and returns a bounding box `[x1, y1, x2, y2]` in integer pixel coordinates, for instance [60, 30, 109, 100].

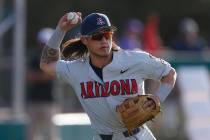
[58, 12, 82, 33]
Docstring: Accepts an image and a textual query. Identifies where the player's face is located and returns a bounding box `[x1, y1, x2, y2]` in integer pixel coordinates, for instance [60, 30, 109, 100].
[84, 31, 113, 57]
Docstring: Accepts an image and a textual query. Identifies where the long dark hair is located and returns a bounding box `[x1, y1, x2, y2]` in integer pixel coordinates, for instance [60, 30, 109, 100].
[61, 38, 120, 60]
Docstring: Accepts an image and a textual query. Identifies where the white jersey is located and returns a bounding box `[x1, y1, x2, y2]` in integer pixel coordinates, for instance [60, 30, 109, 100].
[56, 49, 172, 137]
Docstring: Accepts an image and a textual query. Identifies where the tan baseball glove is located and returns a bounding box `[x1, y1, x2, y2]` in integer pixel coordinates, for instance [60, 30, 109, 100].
[116, 94, 161, 133]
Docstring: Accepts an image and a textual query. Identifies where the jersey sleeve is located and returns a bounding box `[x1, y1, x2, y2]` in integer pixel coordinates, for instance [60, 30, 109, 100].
[56, 60, 74, 84]
[142, 53, 172, 80]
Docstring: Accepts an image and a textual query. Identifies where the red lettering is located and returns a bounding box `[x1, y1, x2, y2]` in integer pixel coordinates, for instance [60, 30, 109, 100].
[87, 81, 94, 97]
[80, 82, 87, 98]
[131, 79, 138, 94]
[95, 81, 100, 97]
[101, 82, 110, 97]
[120, 79, 130, 95]
[81, 79, 139, 99]
[110, 80, 120, 96]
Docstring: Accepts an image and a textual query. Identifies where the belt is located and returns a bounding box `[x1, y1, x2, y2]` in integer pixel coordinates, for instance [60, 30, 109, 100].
[99, 128, 140, 140]
[123, 128, 140, 137]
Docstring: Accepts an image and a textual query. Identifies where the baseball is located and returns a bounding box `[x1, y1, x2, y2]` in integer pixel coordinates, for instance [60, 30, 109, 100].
[67, 12, 78, 24]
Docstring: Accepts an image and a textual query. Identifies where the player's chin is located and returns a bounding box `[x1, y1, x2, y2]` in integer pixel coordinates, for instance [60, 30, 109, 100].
[101, 46, 111, 52]
[98, 52, 110, 57]
[99, 49, 112, 56]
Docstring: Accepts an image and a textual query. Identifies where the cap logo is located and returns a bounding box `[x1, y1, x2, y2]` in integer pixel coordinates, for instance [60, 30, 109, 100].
[97, 18, 105, 25]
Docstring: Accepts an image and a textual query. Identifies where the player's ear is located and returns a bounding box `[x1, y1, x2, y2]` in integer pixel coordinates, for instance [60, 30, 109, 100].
[80, 37, 88, 45]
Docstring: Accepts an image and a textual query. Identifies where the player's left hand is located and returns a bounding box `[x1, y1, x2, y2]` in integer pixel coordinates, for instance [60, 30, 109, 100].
[116, 94, 161, 133]
[143, 98, 156, 110]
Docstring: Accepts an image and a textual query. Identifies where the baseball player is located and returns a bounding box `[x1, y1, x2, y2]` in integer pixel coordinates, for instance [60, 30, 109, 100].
[40, 12, 177, 140]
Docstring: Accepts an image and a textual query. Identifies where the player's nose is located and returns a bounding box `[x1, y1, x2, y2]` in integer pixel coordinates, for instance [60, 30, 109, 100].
[101, 36, 107, 41]
[101, 36, 111, 43]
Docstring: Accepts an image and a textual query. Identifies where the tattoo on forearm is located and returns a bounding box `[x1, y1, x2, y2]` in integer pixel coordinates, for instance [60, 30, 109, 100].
[41, 46, 60, 64]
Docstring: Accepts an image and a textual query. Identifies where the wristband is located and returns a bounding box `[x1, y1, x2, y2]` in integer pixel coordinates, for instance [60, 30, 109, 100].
[154, 83, 174, 102]
[47, 26, 65, 50]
